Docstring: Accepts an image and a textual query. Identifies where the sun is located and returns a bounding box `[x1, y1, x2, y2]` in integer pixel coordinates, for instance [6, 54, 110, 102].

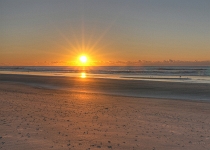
[80, 55, 87, 63]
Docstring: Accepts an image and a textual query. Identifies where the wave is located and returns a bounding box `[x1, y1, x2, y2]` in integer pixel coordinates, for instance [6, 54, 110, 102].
[0, 66, 209, 76]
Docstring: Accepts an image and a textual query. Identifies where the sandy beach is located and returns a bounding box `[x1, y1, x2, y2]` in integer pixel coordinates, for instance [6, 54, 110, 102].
[1, 0, 210, 149]
[0, 81, 210, 150]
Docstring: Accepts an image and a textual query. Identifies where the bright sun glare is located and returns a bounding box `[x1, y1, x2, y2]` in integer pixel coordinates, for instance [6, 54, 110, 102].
[80, 72, 86, 78]
[80, 55, 87, 63]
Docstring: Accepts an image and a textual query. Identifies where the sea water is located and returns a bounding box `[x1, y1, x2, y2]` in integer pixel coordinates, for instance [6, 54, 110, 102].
[1, 66, 210, 101]
[0, 66, 210, 84]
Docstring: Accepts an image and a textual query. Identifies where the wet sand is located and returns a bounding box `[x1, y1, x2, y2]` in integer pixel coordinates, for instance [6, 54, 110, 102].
[0, 82, 210, 150]
[0, 74, 210, 101]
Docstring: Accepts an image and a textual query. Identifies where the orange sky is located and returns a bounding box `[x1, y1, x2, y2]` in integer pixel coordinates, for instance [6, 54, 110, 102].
[1, 1, 210, 66]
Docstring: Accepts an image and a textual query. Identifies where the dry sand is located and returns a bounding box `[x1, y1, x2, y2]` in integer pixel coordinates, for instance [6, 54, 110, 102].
[0, 82, 210, 150]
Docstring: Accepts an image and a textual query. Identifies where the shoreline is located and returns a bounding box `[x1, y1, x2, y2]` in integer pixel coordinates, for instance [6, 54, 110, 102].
[0, 73, 210, 101]
[0, 82, 210, 149]
[1, 70, 210, 84]
[1, 80, 209, 104]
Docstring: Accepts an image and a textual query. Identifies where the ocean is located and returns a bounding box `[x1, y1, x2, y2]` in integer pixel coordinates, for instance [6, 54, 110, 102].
[0, 66, 210, 101]
[0, 66, 210, 84]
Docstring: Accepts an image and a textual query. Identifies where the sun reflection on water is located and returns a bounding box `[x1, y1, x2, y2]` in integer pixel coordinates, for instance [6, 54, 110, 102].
[80, 72, 86, 78]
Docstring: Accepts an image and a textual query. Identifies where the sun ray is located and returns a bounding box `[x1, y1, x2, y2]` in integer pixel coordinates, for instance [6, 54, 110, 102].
[89, 20, 116, 51]
[51, 13, 119, 66]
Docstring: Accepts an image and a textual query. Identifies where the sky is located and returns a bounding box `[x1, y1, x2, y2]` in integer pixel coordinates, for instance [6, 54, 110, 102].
[0, 0, 210, 66]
